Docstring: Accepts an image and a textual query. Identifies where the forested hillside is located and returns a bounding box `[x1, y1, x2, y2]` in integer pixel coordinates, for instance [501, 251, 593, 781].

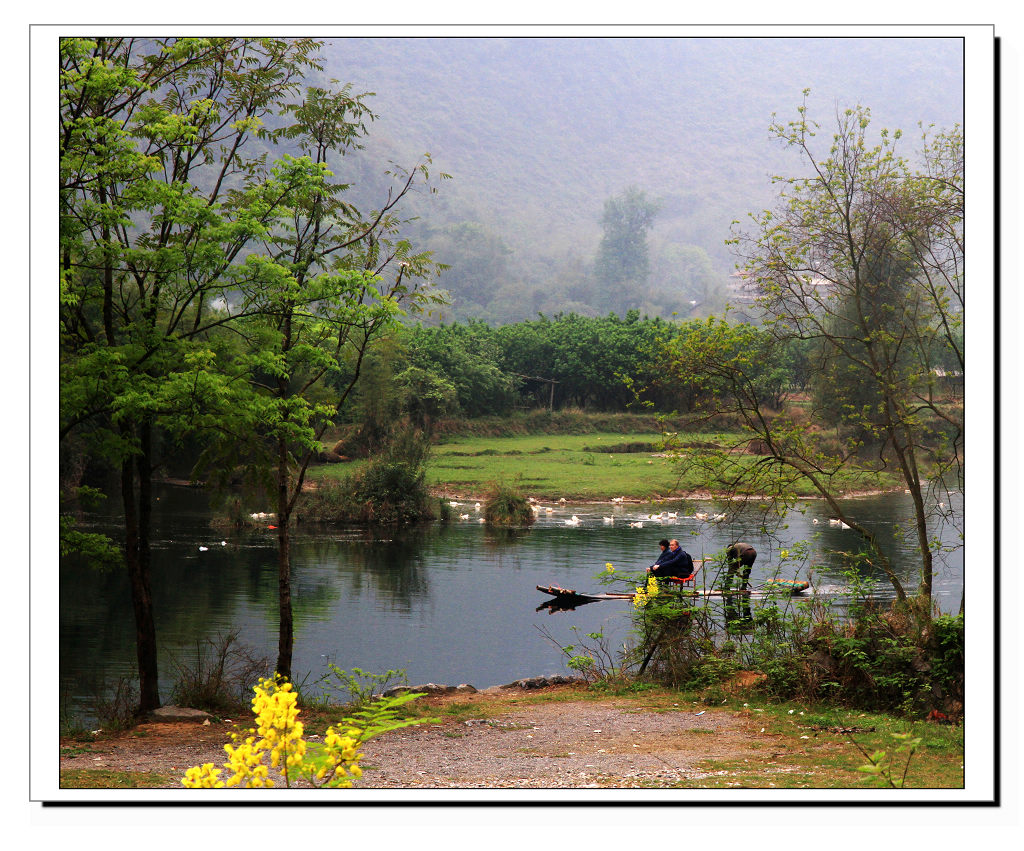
[315, 36, 964, 323]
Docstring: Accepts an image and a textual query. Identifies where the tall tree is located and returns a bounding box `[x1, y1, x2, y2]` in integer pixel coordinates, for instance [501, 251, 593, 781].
[60, 37, 327, 712]
[668, 97, 963, 609]
[593, 187, 660, 315]
[59, 37, 445, 707]
[196, 86, 443, 679]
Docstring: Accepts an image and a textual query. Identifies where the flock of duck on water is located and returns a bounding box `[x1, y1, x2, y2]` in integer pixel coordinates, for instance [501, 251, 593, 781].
[443, 496, 856, 532]
[190, 501, 856, 551]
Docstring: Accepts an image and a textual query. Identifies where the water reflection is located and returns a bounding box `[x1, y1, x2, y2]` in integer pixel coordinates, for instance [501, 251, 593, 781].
[59, 484, 963, 723]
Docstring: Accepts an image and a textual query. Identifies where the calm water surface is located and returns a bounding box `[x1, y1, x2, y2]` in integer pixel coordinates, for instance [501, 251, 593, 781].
[60, 485, 963, 723]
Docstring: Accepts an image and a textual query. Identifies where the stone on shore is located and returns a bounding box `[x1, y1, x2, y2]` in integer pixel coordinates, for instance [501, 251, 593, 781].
[147, 705, 215, 723]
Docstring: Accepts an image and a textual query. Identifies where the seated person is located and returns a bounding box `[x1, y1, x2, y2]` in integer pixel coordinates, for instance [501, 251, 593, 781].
[647, 539, 695, 579]
[649, 539, 671, 569]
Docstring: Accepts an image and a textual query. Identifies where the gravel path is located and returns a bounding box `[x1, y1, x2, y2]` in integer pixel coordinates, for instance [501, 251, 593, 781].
[359, 694, 756, 788]
[59, 687, 763, 789]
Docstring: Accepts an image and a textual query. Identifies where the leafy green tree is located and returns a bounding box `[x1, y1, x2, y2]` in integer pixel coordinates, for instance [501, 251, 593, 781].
[60, 36, 445, 703]
[403, 321, 518, 417]
[493, 312, 676, 412]
[60, 36, 326, 712]
[593, 187, 661, 315]
[674, 97, 963, 608]
[394, 366, 459, 429]
[194, 87, 443, 680]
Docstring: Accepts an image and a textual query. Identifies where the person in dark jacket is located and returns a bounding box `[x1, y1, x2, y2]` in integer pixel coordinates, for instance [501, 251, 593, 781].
[650, 539, 671, 569]
[648, 539, 694, 579]
[724, 542, 757, 591]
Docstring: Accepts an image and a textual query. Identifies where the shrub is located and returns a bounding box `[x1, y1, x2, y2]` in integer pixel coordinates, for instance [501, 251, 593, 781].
[300, 427, 435, 525]
[168, 630, 271, 715]
[928, 614, 965, 702]
[483, 481, 535, 526]
[92, 676, 140, 732]
[626, 581, 963, 716]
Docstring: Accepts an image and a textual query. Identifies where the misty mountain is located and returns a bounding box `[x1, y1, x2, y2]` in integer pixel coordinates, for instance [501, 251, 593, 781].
[314, 36, 964, 323]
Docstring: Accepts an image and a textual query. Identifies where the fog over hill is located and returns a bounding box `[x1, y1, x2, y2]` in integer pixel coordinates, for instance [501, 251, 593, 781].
[317, 37, 964, 323]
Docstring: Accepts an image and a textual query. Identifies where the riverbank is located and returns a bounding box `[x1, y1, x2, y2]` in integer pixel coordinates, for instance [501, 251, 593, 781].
[59, 681, 964, 791]
[308, 430, 899, 503]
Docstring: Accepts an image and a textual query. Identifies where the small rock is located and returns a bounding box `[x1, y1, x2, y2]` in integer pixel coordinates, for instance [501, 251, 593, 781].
[146, 705, 214, 723]
[387, 684, 456, 696]
[501, 676, 547, 690]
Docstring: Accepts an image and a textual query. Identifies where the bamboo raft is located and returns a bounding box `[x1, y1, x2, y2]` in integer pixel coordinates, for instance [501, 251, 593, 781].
[536, 578, 810, 613]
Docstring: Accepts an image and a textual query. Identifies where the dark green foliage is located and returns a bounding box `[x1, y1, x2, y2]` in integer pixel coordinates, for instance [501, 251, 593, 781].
[333, 312, 812, 423]
[403, 321, 519, 417]
[633, 592, 963, 717]
[924, 614, 965, 704]
[796, 605, 957, 715]
[482, 482, 536, 527]
[493, 310, 681, 412]
[301, 428, 435, 525]
[682, 656, 743, 690]
[756, 656, 806, 700]
[60, 487, 122, 571]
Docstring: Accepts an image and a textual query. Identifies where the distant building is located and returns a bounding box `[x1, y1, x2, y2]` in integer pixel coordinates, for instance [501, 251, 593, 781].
[726, 271, 760, 304]
[728, 271, 835, 302]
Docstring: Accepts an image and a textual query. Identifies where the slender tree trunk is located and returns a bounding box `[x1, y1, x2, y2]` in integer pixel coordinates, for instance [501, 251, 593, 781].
[885, 396, 934, 606]
[275, 434, 293, 680]
[121, 437, 160, 713]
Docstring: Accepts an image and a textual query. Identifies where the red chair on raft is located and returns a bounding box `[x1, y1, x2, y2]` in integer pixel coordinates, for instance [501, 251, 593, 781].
[658, 559, 703, 589]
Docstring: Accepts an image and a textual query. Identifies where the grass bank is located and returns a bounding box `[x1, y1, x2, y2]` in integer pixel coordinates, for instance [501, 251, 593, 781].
[310, 428, 896, 502]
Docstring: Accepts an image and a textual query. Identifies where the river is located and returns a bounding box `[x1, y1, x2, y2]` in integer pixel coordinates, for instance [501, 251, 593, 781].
[59, 485, 963, 724]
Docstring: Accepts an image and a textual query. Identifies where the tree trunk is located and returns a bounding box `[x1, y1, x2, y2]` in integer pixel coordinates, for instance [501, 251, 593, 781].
[121, 448, 160, 714]
[275, 435, 293, 681]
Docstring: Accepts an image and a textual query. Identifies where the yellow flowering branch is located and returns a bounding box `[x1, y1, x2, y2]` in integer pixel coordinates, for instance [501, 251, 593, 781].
[183, 675, 429, 789]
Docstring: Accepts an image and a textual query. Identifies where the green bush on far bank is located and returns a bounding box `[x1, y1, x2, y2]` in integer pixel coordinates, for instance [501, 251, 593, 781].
[482, 482, 536, 527]
[299, 428, 436, 525]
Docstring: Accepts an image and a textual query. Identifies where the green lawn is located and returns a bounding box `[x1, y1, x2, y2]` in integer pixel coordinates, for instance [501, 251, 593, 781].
[309, 430, 896, 502]
[429, 433, 679, 500]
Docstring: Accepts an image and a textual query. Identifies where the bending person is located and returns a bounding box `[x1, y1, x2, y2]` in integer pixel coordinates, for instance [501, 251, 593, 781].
[724, 542, 757, 591]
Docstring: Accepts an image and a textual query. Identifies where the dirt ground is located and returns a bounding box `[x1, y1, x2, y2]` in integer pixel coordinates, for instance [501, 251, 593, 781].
[59, 685, 777, 789]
